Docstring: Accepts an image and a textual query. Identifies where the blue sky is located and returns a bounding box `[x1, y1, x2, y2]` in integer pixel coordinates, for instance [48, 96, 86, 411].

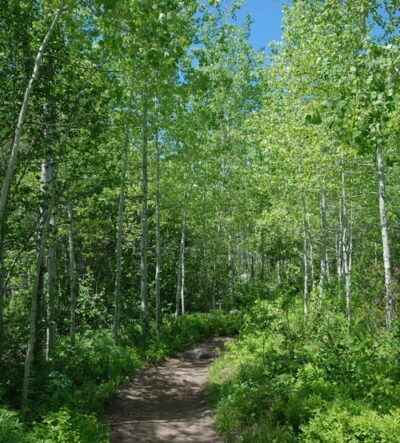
[236, 0, 285, 53]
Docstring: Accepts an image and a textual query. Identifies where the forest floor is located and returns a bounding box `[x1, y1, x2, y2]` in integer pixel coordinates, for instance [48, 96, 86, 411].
[104, 336, 231, 442]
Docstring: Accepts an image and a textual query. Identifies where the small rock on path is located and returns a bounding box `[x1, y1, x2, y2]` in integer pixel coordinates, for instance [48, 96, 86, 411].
[104, 336, 231, 443]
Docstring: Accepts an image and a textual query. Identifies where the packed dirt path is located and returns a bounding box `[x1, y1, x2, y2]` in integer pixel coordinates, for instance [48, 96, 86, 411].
[104, 337, 230, 443]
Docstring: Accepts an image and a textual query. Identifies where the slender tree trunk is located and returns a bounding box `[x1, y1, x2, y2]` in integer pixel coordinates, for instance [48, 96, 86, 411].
[337, 182, 343, 284]
[250, 255, 255, 284]
[202, 212, 209, 311]
[113, 124, 130, 344]
[22, 156, 53, 417]
[175, 254, 182, 317]
[140, 84, 149, 334]
[260, 230, 266, 282]
[306, 190, 315, 287]
[0, 1, 66, 346]
[336, 234, 342, 281]
[155, 129, 161, 333]
[276, 260, 281, 285]
[175, 196, 188, 316]
[181, 230, 186, 315]
[67, 199, 76, 345]
[211, 261, 216, 310]
[302, 188, 309, 318]
[341, 170, 352, 323]
[346, 207, 353, 324]
[377, 144, 393, 330]
[325, 250, 330, 281]
[309, 239, 315, 285]
[46, 157, 56, 360]
[35, 248, 46, 364]
[319, 188, 327, 301]
[212, 217, 223, 307]
[228, 231, 234, 296]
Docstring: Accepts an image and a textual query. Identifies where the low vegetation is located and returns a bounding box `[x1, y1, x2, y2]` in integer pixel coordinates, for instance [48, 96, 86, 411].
[209, 295, 400, 442]
[0, 312, 239, 442]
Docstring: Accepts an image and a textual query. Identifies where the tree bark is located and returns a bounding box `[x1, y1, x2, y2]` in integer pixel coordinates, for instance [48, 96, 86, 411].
[319, 188, 327, 301]
[22, 155, 53, 417]
[140, 84, 149, 334]
[67, 199, 77, 345]
[341, 170, 352, 323]
[45, 157, 56, 360]
[260, 230, 266, 282]
[181, 228, 186, 315]
[377, 144, 393, 330]
[202, 214, 209, 311]
[175, 194, 188, 316]
[155, 129, 161, 333]
[276, 260, 281, 285]
[302, 187, 309, 318]
[309, 237, 315, 285]
[113, 123, 130, 344]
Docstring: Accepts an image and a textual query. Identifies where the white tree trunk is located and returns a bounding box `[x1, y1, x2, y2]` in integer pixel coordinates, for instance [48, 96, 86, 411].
[181, 232, 186, 315]
[260, 230, 266, 282]
[377, 144, 393, 330]
[319, 188, 327, 301]
[113, 124, 130, 344]
[346, 208, 353, 324]
[211, 261, 216, 310]
[228, 231, 234, 294]
[45, 157, 56, 360]
[140, 85, 149, 333]
[341, 170, 352, 323]
[302, 188, 309, 318]
[175, 195, 188, 316]
[309, 238, 315, 284]
[202, 213, 209, 310]
[155, 130, 161, 333]
[22, 156, 53, 416]
[67, 199, 76, 345]
[337, 177, 343, 283]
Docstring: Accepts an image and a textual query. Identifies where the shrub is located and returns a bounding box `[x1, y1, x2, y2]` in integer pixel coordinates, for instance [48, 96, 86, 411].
[209, 299, 400, 442]
[302, 403, 400, 442]
[27, 408, 108, 443]
[1, 310, 239, 442]
[0, 407, 24, 443]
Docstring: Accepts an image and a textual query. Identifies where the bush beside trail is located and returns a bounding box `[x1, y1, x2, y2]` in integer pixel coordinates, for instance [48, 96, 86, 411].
[0, 311, 240, 443]
[208, 299, 400, 443]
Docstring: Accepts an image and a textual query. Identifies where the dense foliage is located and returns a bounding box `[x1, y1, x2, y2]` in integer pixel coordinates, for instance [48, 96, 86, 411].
[1, 0, 400, 440]
[1, 311, 239, 441]
[209, 296, 400, 442]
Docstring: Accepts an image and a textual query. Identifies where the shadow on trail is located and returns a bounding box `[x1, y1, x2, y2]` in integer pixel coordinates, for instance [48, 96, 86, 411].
[104, 337, 229, 443]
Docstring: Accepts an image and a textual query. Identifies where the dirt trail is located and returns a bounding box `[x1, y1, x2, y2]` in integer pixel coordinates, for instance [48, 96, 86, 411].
[104, 337, 230, 443]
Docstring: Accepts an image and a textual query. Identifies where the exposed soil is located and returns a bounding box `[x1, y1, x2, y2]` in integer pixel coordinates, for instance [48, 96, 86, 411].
[104, 337, 230, 443]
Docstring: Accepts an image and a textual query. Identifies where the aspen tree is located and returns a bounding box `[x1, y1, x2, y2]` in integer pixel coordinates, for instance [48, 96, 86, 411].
[0, 0, 68, 345]
[113, 122, 131, 344]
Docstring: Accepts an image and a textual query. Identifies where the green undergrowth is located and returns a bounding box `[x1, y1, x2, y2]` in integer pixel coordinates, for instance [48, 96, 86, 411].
[208, 299, 400, 442]
[0, 311, 240, 443]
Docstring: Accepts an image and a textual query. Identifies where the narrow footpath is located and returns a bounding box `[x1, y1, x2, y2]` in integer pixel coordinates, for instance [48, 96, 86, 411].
[104, 337, 229, 443]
